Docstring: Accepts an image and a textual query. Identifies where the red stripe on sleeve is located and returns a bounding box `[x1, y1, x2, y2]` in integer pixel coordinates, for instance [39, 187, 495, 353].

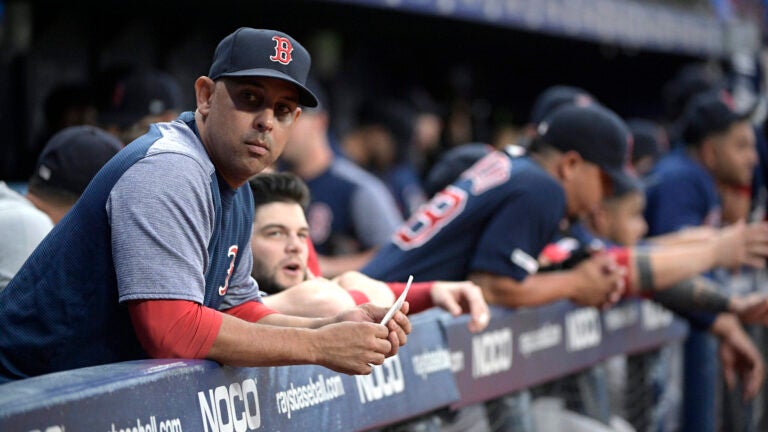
[347, 290, 371, 305]
[306, 238, 321, 277]
[386, 281, 434, 313]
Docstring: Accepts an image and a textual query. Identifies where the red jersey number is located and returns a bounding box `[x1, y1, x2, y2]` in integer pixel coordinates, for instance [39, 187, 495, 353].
[393, 186, 467, 250]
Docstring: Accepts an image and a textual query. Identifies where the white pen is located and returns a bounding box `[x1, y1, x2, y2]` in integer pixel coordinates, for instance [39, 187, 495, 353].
[380, 275, 413, 325]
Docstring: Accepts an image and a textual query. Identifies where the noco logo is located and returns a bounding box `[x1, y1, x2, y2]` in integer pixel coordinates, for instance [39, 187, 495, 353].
[355, 356, 405, 403]
[198, 378, 261, 432]
[471, 328, 513, 378]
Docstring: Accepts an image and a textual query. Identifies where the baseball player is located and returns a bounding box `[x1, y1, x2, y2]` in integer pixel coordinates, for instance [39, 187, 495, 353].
[643, 88, 758, 429]
[0, 27, 410, 382]
[363, 103, 630, 309]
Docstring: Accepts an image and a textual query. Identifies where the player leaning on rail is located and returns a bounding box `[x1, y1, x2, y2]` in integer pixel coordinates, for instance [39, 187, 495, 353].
[0, 27, 410, 382]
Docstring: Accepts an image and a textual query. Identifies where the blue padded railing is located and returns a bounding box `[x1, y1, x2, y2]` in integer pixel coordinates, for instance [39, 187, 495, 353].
[0, 298, 687, 431]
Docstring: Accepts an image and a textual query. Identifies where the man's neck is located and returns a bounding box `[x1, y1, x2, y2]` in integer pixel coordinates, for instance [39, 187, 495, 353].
[685, 146, 715, 177]
[25, 193, 67, 224]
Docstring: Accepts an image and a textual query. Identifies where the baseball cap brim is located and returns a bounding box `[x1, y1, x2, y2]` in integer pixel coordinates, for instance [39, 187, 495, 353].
[217, 68, 318, 108]
[603, 165, 643, 197]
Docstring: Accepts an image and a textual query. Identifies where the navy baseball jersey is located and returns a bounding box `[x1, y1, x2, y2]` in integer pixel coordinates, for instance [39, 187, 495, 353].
[304, 157, 402, 255]
[643, 147, 721, 329]
[0, 112, 259, 382]
[383, 163, 427, 218]
[362, 152, 566, 282]
[644, 147, 721, 236]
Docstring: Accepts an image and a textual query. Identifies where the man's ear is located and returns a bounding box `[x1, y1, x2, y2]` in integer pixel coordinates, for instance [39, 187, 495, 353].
[194, 76, 215, 116]
[699, 137, 719, 168]
[293, 106, 303, 124]
[557, 150, 583, 181]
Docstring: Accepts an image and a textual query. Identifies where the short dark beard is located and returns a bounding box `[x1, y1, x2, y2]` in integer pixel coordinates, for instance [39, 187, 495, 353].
[251, 260, 288, 295]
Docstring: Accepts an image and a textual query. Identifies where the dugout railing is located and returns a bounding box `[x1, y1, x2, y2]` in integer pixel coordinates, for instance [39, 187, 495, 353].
[0, 298, 690, 431]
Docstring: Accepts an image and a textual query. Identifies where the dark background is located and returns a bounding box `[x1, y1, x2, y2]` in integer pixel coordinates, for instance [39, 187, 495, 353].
[0, 0, 737, 180]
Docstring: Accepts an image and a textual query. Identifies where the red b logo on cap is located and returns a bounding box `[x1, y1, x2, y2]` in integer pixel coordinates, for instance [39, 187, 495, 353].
[270, 36, 294, 65]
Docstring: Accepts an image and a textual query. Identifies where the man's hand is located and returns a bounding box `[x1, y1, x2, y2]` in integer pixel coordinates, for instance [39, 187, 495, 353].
[335, 302, 411, 358]
[729, 293, 768, 326]
[743, 221, 768, 268]
[711, 314, 765, 401]
[715, 221, 768, 270]
[430, 281, 490, 332]
[313, 321, 393, 375]
[569, 253, 626, 308]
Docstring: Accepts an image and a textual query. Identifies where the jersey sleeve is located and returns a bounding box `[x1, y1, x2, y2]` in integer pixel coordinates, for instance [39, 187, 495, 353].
[644, 173, 712, 235]
[350, 180, 403, 248]
[469, 180, 565, 281]
[108, 152, 214, 303]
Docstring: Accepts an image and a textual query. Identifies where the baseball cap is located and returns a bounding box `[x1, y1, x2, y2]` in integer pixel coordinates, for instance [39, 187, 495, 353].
[100, 70, 183, 129]
[678, 89, 750, 147]
[537, 104, 639, 197]
[31, 126, 122, 196]
[529, 85, 596, 125]
[208, 27, 318, 107]
[627, 118, 667, 162]
[662, 64, 722, 122]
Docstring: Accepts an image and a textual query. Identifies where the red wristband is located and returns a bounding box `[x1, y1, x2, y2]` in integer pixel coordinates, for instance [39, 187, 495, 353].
[608, 246, 633, 297]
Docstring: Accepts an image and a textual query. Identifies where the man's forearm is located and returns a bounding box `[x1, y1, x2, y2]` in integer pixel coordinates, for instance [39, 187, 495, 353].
[469, 271, 573, 307]
[207, 313, 321, 367]
[651, 277, 730, 315]
[258, 312, 335, 329]
[635, 243, 718, 293]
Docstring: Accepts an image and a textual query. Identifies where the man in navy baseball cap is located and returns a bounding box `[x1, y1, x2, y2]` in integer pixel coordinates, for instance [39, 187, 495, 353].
[208, 27, 318, 108]
[535, 103, 639, 199]
[529, 85, 596, 126]
[0, 26, 411, 383]
[27, 125, 122, 223]
[99, 69, 185, 145]
[678, 89, 751, 149]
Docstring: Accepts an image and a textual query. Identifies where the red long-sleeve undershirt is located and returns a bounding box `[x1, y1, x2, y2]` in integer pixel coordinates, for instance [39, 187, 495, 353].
[127, 299, 277, 359]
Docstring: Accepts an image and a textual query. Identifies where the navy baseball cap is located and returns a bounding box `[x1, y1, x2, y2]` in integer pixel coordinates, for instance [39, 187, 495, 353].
[678, 89, 750, 147]
[209, 27, 318, 107]
[100, 70, 183, 129]
[627, 118, 666, 162]
[537, 104, 640, 196]
[31, 126, 122, 196]
[529, 85, 596, 125]
[662, 64, 722, 122]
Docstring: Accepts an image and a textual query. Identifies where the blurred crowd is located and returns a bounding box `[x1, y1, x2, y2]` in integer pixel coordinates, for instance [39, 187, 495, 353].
[3, 43, 768, 431]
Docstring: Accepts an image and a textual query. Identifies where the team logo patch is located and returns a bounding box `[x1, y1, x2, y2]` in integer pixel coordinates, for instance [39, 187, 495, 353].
[511, 249, 539, 275]
[218, 245, 239, 296]
[270, 36, 294, 65]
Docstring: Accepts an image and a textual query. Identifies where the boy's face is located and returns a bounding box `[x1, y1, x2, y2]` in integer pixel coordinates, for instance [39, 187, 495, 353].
[599, 191, 648, 246]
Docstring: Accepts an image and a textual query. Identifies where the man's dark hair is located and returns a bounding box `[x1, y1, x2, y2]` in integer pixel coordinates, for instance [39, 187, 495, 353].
[249, 172, 311, 211]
